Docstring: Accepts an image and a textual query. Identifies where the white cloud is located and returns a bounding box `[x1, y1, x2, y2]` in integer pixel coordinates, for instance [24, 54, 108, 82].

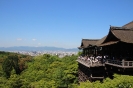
[32, 39, 36, 41]
[16, 38, 22, 41]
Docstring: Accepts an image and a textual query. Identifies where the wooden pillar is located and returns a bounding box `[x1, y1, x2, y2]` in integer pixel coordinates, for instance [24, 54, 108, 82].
[95, 47, 97, 56]
[93, 48, 95, 56]
[86, 49, 88, 56]
[122, 59, 124, 66]
[85, 49, 87, 56]
[94, 47, 98, 56]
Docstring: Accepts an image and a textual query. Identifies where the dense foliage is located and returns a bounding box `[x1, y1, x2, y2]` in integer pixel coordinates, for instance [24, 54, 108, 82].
[79, 74, 133, 88]
[0, 51, 78, 88]
[0, 51, 133, 88]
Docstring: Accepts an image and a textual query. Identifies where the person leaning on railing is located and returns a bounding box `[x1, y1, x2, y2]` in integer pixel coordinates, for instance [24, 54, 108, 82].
[87, 56, 92, 65]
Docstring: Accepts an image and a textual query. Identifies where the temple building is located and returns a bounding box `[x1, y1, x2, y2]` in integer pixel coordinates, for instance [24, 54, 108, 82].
[77, 21, 133, 82]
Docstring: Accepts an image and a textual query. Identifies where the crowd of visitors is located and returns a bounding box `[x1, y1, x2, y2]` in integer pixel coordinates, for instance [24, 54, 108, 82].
[78, 54, 107, 64]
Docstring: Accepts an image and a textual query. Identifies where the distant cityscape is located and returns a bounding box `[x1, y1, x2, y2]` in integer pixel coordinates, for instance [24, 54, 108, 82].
[0, 46, 79, 58]
[10, 51, 78, 58]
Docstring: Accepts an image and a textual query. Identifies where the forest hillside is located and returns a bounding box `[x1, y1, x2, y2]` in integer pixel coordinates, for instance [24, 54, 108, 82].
[0, 51, 133, 88]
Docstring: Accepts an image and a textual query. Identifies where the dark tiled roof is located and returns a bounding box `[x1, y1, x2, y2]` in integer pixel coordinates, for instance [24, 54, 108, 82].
[98, 41, 119, 46]
[79, 21, 133, 47]
[97, 25, 133, 46]
[122, 21, 133, 29]
[95, 36, 107, 46]
[80, 39, 99, 48]
[98, 28, 133, 46]
[111, 29, 133, 43]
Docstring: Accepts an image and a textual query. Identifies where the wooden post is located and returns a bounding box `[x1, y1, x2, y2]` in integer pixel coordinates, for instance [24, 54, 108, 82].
[91, 61, 92, 66]
[122, 59, 124, 67]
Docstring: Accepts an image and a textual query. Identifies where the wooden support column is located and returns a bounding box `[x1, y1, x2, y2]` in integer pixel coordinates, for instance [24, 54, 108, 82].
[83, 49, 85, 55]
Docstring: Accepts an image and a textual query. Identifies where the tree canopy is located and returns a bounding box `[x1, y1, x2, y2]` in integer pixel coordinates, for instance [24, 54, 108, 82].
[0, 51, 133, 88]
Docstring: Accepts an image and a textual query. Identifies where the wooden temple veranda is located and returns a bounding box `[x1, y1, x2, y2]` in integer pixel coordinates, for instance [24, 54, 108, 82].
[77, 21, 133, 82]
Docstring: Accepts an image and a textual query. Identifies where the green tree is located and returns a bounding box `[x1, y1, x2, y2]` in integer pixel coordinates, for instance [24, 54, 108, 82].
[2, 55, 20, 78]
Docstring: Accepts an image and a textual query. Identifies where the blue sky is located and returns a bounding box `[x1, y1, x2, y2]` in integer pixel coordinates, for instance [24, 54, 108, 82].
[0, 0, 133, 48]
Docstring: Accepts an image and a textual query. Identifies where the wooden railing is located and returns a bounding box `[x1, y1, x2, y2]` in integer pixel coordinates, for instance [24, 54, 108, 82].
[77, 57, 133, 68]
[106, 59, 122, 65]
[77, 57, 104, 67]
[123, 61, 133, 66]
[106, 59, 133, 68]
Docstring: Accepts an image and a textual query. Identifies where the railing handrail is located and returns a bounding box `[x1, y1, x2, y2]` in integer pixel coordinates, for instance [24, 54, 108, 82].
[124, 61, 133, 62]
[106, 59, 133, 67]
[78, 57, 133, 68]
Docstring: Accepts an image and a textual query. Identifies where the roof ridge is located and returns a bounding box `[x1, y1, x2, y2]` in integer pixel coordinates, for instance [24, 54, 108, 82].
[122, 21, 133, 27]
[111, 28, 133, 31]
[82, 39, 100, 41]
[110, 26, 128, 30]
[89, 39, 99, 40]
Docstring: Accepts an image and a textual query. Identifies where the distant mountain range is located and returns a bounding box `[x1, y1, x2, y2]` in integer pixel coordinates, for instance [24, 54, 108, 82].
[0, 46, 79, 52]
